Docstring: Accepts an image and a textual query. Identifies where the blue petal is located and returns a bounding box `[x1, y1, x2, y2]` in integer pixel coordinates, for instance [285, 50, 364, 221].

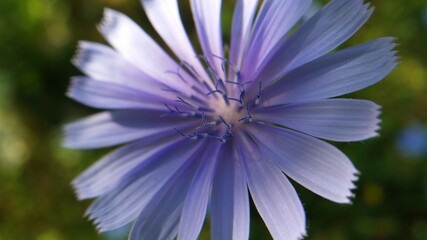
[72, 134, 184, 199]
[242, 0, 311, 80]
[229, 0, 259, 72]
[67, 77, 168, 110]
[98, 8, 203, 93]
[211, 143, 249, 240]
[253, 99, 381, 142]
[237, 132, 306, 240]
[86, 139, 205, 232]
[73, 41, 169, 95]
[263, 38, 397, 105]
[178, 141, 222, 240]
[129, 141, 212, 240]
[257, 0, 373, 84]
[248, 124, 358, 203]
[63, 110, 197, 149]
[190, 0, 224, 79]
[140, 0, 213, 87]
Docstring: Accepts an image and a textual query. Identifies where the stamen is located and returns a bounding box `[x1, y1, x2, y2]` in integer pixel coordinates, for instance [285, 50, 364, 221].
[182, 61, 201, 81]
[198, 132, 209, 138]
[240, 91, 246, 103]
[165, 70, 187, 83]
[164, 103, 174, 112]
[194, 121, 216, 132]
[225, 80, 252, 92]
[211, 54, 241, 82]
[219, 116, 232, 129]
[216, 79, 228, 95]
[174, 106, 181, 113]
[198, 55, 221, 84]
[190, 95, 204, 104]
[225, 89, 245, 106]
[226, 97, 242, 104]
[176, 113, 234, 144]
[161, 103, 204, 118]
[239, 104, 253, 123]
[176, 97, 195, 108]
[202, 81, 213, 93]
[239, 116, 253, 123]
[225, 80, 252, 86]
[160, 84, 179, 93]
[222, 95, 230, 106]
[175, 96, 213, 114]
[196, 106, 215, 113]
[201, 113, 207, 125]
[207, 67, 222, 85]
[206, 79, 231, 106]
[206, 134, 227, 143]
[167, 54, 259, 144]
[192, 86, 206, 96]
[255, 82, 262, 105]
[207, 90, 223, 96]
[175, 128, 197, 140]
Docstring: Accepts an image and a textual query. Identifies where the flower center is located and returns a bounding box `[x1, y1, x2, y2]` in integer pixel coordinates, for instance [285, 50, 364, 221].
[212, 99, 243, 125]
[163, 55, 261, 143]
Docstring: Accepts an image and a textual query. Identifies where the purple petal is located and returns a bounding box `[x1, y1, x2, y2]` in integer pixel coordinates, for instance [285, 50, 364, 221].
[242, 0, 311, 80]
[86, 139, 205, 232]
[257, 0, 373, 84]
[72, 41, 167, 95]
[248, 124, 358, 203]
[98, 8, 201, 93]
[141, 0, 213, 87]
[67, 77, 168, 110]
[63, 110, 196, 149]
[229, 0, 259, 72]
[190, 0, 224, 79]
[211, 143, 249, 240]
[253, 99, 381, 142]
[237, 132, 306, 240]
[263, 38, 397, 105]
[178, 141, 222, 240]
[72, 134, 183, 200]
[130, 141, 212, 240]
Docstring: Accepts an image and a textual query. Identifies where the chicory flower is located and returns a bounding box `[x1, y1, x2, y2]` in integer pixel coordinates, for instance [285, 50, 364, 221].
[65, 0, 397, 239]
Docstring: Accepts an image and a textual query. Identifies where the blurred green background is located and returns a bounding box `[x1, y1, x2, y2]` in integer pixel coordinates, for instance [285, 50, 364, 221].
[0, 0, 426, 239]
